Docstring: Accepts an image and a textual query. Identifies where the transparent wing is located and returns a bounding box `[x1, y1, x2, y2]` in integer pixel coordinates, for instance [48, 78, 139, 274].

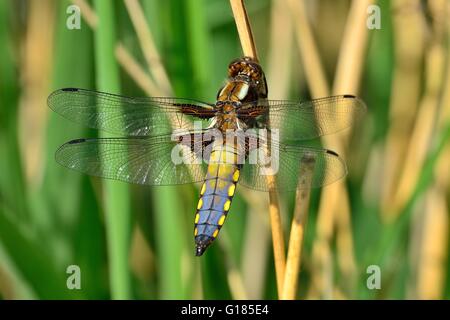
[48, 88, 216, 136]
[55, 133, 213, 186]
[238, 95, 366, 141]
[240, 141, 347, 192]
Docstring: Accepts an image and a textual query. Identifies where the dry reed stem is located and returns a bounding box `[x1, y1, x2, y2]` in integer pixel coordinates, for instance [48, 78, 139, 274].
[291, 0, 369, 298]
[332, 0, 374, 95]
[393, 72, 440, 204]
[281, 157, 315, 300]
[434, 0, 450, 193]
[414, 0, 450, 298]
[267, 0, 295, 99]
[381, 0, 425, 219]
[229, 0, 286, 298]
[266, 188, 286, 297]
[74, 0, 163, 97]
[264, 1, 295, 284]
[239, 0, 293, 293]
[270, 2, 319, 299]
[327, 0, 374, 297]
[288, 0, 359, 295]
[119, 5, 182, 132]
[229, 0, 259, 60]
[416, 186, 448, 299]
[123, 0, 172, 95]
[19, 0, 54, 186]
[115, 44, 162, 95]
[287, 0, 329, 98]
[391, 0, 446, 212]
[322, 0, 373, 297]
[288, 0, 333, 298]
[72, 0, 98, 27]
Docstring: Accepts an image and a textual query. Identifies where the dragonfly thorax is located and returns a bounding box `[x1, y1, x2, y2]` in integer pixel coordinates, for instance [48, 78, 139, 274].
[213, 111, 241, 131]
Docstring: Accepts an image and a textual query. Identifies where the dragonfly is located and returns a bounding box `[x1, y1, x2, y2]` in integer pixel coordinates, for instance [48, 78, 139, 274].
[48, 57, 366, 256]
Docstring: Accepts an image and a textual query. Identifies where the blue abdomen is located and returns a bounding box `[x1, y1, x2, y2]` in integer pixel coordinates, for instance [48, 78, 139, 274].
[194, 145, 241, 256]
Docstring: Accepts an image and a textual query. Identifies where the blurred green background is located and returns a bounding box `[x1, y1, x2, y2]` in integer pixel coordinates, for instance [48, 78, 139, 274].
[0, 0, 449, 300]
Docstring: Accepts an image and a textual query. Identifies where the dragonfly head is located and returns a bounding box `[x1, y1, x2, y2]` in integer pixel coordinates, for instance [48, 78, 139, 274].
[228, 57, 268, 98]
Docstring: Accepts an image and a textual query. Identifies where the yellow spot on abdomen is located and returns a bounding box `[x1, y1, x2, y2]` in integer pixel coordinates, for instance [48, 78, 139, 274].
[223, 199, 231, 212]
[195, 213, 200, 224]
[194, 227, 198, 236]
[218, 215, 226, 226]
[200, 183, 206, 195]
[232, 169, 240, 182]
[213, 229, 219, 238]
[197, 198, 203, 210]
[228, 184, 236, 197]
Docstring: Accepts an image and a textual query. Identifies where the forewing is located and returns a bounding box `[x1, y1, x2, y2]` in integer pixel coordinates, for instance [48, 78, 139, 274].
[48, 88, 215, 136]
